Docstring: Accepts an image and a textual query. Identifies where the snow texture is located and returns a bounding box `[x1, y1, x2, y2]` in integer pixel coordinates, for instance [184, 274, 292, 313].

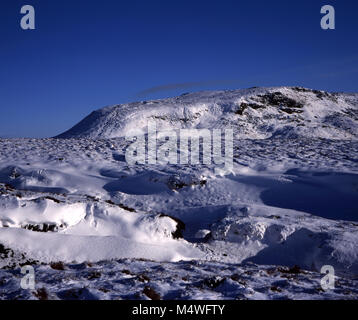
[0, 87, 357, 300]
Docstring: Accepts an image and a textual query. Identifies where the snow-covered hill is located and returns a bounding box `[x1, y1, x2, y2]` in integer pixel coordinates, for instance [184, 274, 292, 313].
[56, 87, 358, 140]
[1, 87, 358, 300]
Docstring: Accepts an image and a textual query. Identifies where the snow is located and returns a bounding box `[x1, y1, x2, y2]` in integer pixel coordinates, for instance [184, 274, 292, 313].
[0, 86, 357, 300]
[56, 87, 358, 140]
[1, 259, 358, 300]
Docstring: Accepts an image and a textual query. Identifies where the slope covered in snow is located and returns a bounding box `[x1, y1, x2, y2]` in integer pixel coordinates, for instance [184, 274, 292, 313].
[1, 87, 358, 300]
[56, 87, 358, 140]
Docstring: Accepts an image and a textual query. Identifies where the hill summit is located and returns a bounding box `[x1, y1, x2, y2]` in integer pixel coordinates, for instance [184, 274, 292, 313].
[56, 87, 358, 140]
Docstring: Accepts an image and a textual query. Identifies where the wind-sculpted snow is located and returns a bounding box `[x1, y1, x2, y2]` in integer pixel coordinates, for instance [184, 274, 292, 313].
[0, 137, 357, 278]
[1, 87, 358, 300]
[56, 87, 358, 140]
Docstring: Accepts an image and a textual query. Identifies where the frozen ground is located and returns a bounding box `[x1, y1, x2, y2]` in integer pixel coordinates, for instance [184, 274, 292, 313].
[0, 87, 357, 300]
[1, 259, 358, 300]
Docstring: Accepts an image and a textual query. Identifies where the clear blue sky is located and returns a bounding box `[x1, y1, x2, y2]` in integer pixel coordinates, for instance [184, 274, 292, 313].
[1, 0, 357, 137]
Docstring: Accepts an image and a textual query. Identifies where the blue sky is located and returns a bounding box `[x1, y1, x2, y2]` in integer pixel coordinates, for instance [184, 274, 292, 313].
[0, 0, 357, 137]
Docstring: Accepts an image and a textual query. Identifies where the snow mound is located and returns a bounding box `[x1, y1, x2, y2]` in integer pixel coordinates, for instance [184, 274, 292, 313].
[0, 193, 202, 264]
[208, 211, 358, 278]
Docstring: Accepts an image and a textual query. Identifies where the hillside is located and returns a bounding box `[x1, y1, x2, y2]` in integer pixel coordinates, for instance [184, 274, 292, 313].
[56, 87, 358, 140]
[0, 87, 357, 299]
